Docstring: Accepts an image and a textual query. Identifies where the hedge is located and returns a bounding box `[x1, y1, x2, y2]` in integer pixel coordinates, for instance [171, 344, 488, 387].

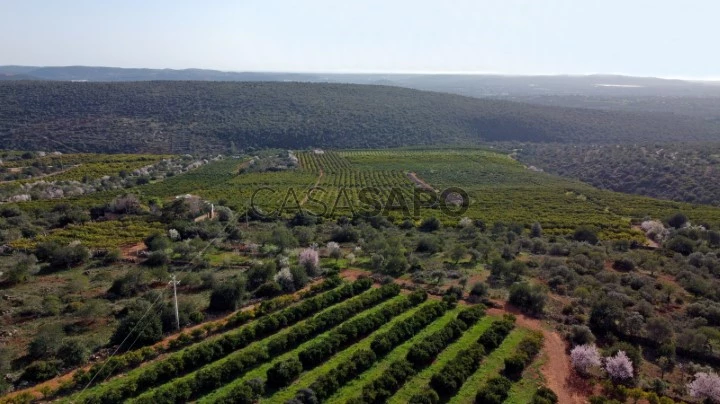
[474, 376, 513, 404]
[298, 295, 418, 369]
[128, 283, 399, 404]
[354, 305, 486, 403]
[74, 279, 372, 404]
[503, 330, 543, 380]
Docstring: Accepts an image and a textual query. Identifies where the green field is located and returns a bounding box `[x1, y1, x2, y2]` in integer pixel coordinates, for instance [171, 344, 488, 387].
[10, 148, 720, 244]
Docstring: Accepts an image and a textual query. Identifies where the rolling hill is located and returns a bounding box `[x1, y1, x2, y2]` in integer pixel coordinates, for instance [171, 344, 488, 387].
[1, 81, 719, 154]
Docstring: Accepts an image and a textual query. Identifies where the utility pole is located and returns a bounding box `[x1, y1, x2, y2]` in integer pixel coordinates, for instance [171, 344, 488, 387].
[169, 274, 181, 330]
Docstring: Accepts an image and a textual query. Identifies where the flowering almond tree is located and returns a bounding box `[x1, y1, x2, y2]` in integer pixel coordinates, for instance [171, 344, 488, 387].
[299, 248, 320, 276]
[605, 350, 633, 381]
[570, 344, 602, 376]
[687, 372, 720, 403]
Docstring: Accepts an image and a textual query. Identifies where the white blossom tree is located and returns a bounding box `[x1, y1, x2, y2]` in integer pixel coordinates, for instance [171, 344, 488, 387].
[688, 372, 720, 403]
[570, 344, 602, 376]
[605, 350, 634, 381]
[298, 248, 320, 276]
[274, 267, 295, 293]
[327, 242, 342, 261]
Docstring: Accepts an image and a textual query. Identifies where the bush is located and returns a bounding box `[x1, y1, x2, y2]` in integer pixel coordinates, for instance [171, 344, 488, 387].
[370, 300, 447, 357]
[474, 376, 512, 404]
[35, 241, 90, 269]
[508, 283, 547, 316]
[28, 323, 64, 359]
[21, 360, 63, 382]
[416, 236, 442, 254]
[531, 386, 558, 404]
[419, 217, 441, 232]
[360, 359, 416, 403]
[266, 357, 303, 389]
[298, 295, 416, 369]
[469, 282, 489, 302]
[569, 325, 595, 346]
[430, 344, 485, 396]
[308, 349, 376, 400]
[407, 318, 467, 367]
[57, 338, 89, 367]
[208, 278, 246, 312]
[111, 299, 163, 348]
[409, 388, 440, 404]
[478, 317, 516, 351]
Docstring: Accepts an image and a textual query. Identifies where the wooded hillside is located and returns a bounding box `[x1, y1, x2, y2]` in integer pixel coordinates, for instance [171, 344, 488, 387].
[1, 81, 718, 154]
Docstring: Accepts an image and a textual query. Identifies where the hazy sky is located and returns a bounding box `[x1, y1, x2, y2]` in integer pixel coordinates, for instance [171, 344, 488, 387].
[1, 0, 717, 78]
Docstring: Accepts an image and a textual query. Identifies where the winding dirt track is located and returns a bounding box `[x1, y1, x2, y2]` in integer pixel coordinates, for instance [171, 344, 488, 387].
[488, 303, 588, 404]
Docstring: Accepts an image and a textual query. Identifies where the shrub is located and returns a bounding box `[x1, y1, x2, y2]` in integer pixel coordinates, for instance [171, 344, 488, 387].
[21, 360, 62, 382]
[469, 282, 489, 302]
[419, 217, 441, 232]
[409, 388, 440, 404]
[508, 283, 547, 316]
[430, 344, 485, 396]
[208, 278, 246, 312]
[308, 349, 376, 400]
[369, 300, 447, 357]
[478, 317, 516, 351]
[569, 325, 595, 346]
[531, 386, 558, 404]
[57, 338, 89, 367]
[266, 357, 303, 389]
[474, 376, 512, 404]
[416, 236, 442, 254]
[28, 323, 64, 358]
[111, 300, 163, 348]
[504, 332, 543, 380]
[407, 318, 467, 367]
[360, 359, 416, 403]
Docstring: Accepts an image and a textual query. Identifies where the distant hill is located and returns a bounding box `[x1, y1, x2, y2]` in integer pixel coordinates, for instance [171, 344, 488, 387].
[3, 65, 719, 97]
[0, 65, 323, 82]
[1, 81, 718, 154]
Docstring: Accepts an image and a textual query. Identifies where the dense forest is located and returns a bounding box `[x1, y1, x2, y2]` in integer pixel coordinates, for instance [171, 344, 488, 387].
[516, 143, 720, 207]
[1, 81, 719, 154]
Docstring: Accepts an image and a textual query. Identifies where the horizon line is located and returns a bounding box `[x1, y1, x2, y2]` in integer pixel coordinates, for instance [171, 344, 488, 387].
[3, 64, 720, 83]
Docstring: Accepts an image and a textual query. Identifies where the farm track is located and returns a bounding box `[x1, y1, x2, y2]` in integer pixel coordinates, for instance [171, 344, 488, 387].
[488, 304, 587, 404]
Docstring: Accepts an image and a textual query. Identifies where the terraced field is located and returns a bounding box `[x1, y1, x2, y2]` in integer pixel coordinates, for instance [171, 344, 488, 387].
[37, 277, 545, 404]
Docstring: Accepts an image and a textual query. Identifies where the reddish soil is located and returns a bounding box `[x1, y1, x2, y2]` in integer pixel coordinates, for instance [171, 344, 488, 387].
[119, 242, 146, 262]
[488, 302, 589, 404]
[407, 172, 435, 192]
[631, 225, 660, 249]
[339, 268, 370, 281]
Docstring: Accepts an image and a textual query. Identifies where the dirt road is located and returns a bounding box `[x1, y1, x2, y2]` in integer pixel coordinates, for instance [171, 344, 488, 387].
[488, 303, 588, 404]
